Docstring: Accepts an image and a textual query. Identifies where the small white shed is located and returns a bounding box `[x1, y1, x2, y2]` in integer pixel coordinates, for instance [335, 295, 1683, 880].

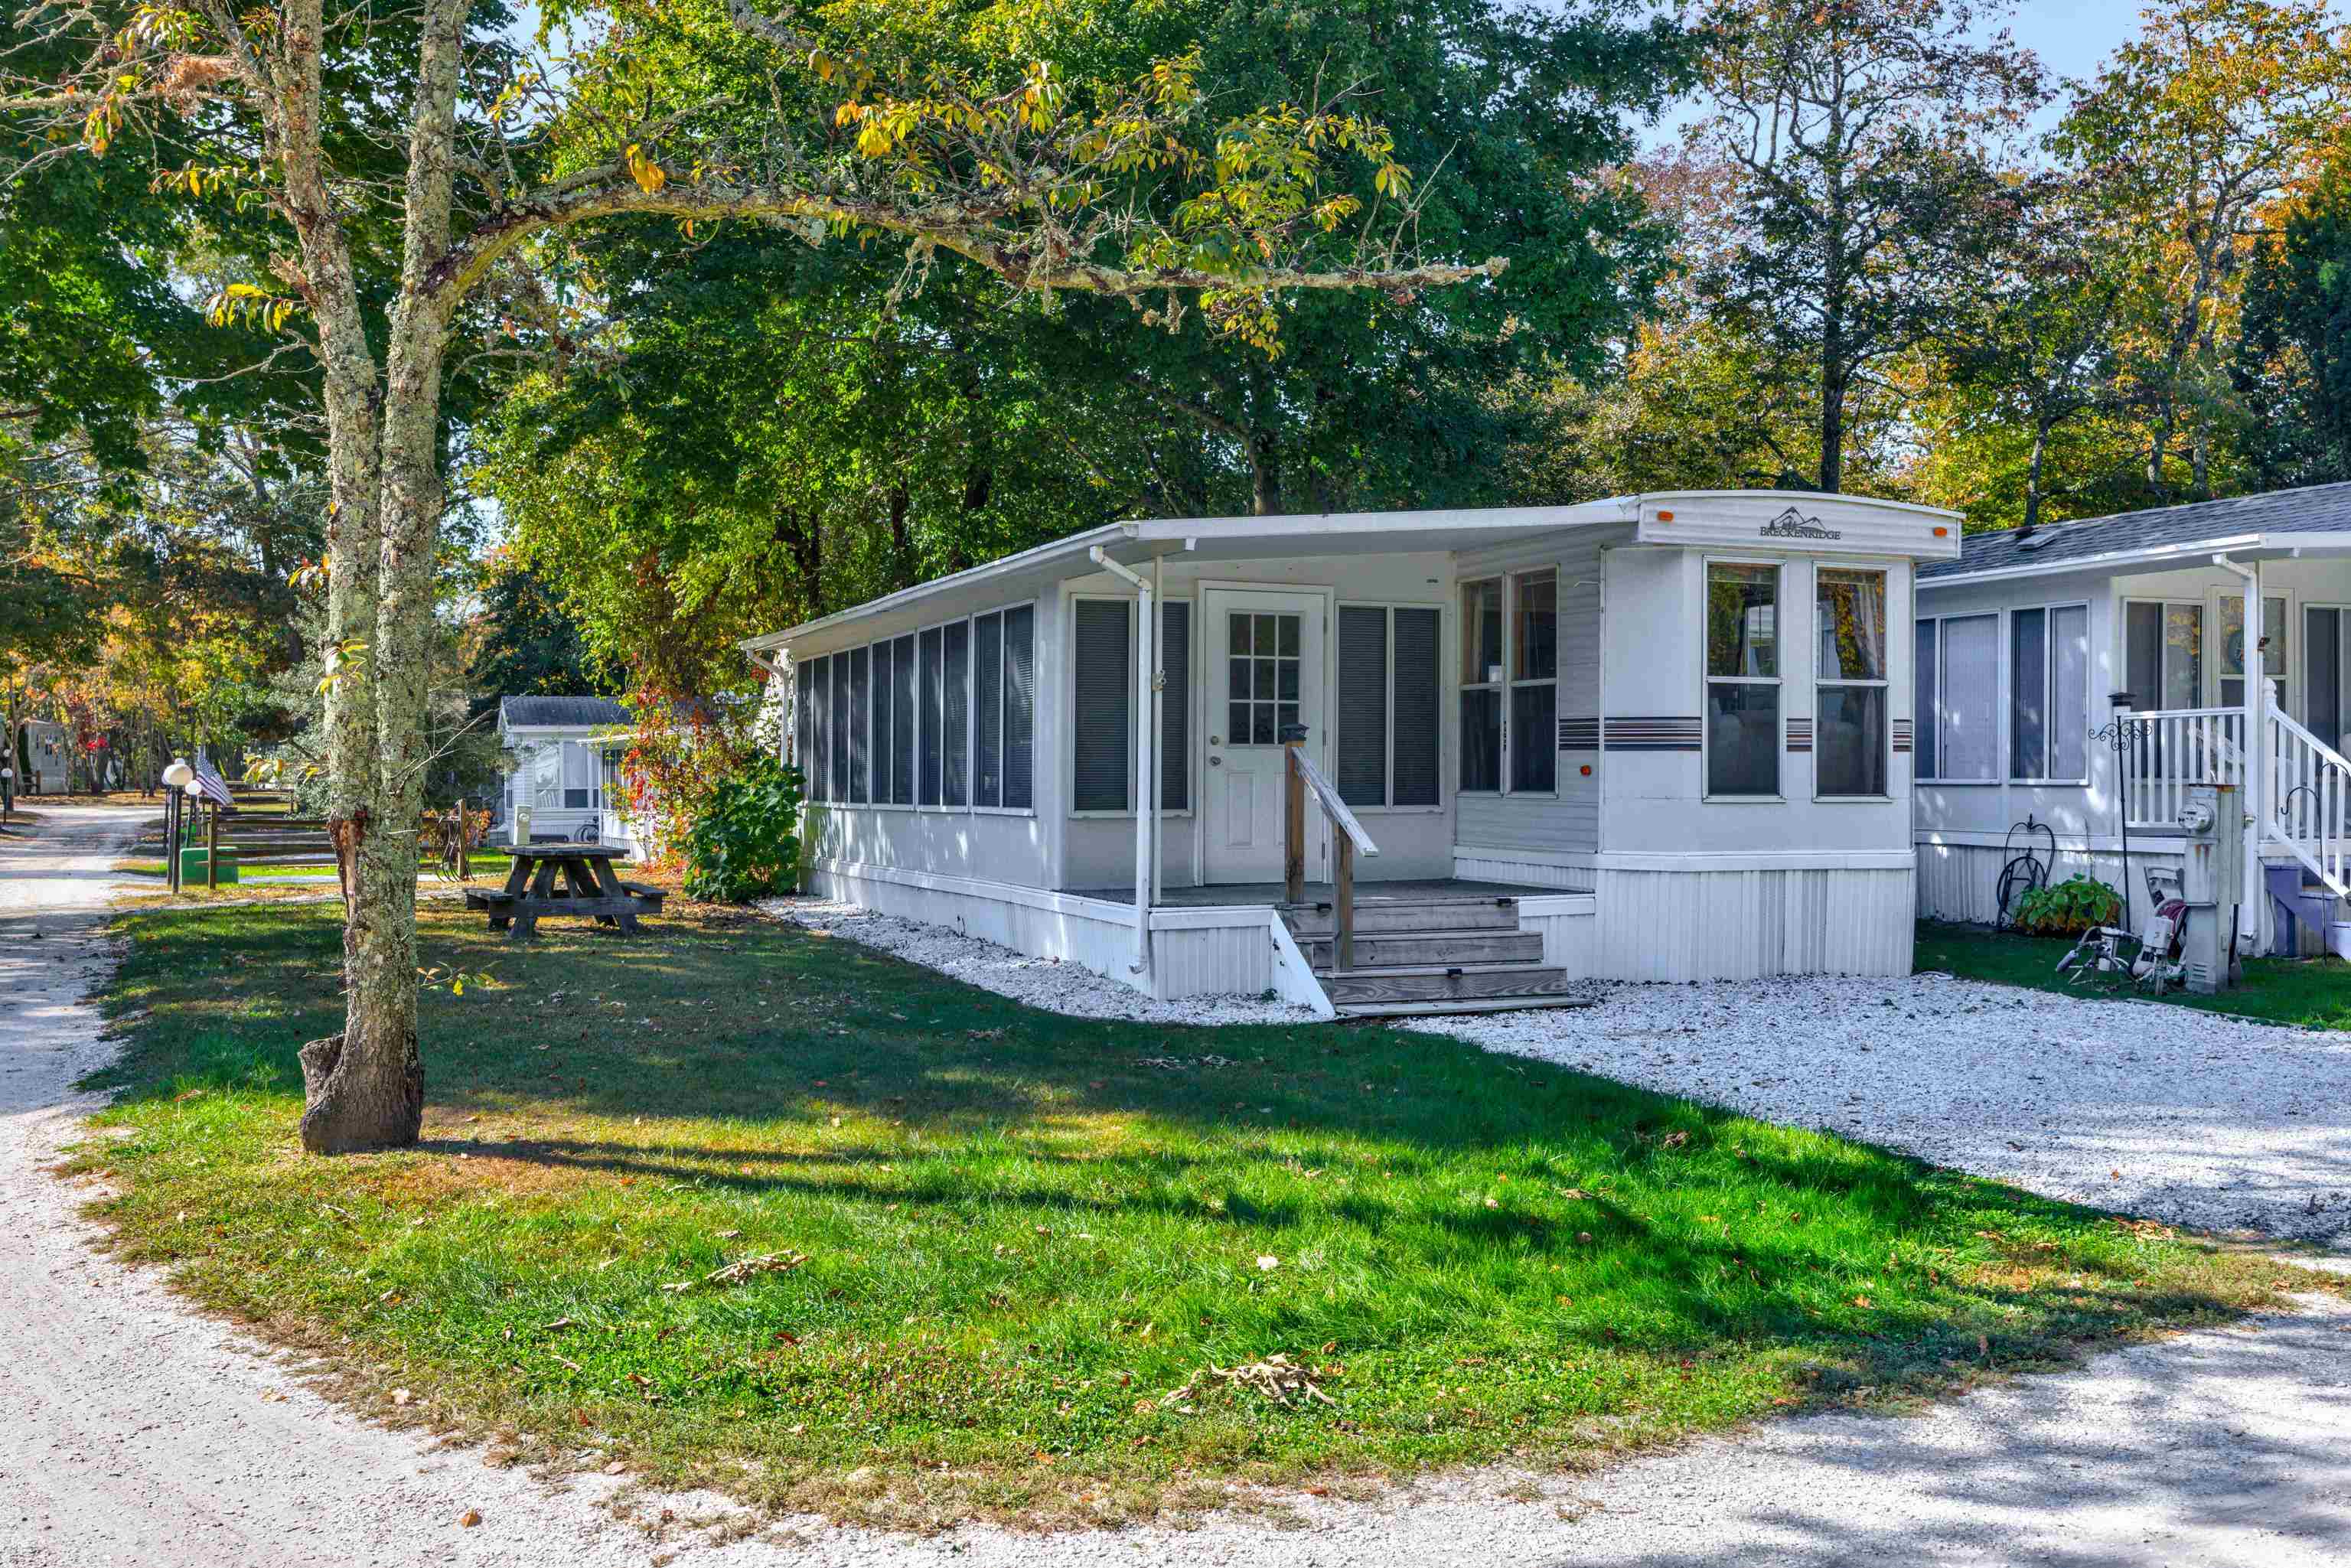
[494, 696, 641, 853]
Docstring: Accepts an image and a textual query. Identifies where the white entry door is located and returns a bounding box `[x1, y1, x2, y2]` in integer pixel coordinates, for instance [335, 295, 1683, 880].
[1202, 588, 1325, 884]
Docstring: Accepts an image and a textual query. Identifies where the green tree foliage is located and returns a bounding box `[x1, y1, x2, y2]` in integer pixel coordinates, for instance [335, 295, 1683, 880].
[463, 560, 615, 720]
[1687, 0, 2043, 494]
[2236, 159, 2351, 487]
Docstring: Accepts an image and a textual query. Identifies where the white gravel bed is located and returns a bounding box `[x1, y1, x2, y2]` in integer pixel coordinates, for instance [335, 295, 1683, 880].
[756, 895, 1320, 1026]
[1416, 971, 2351, 1247]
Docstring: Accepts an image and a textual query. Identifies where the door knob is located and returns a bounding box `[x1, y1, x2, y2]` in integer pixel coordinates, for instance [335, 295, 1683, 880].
[1209, 756, 1223, 767]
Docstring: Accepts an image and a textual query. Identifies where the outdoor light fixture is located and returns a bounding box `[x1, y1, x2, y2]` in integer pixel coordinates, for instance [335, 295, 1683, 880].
[161, 758, 194, 788]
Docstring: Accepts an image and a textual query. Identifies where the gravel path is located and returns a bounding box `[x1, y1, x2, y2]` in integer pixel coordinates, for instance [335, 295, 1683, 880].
[1416, 973, 2351, 1248]
[9, 831, 2349, 1565]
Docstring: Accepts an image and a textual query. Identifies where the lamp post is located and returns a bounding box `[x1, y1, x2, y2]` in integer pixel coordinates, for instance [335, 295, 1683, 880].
[2089, 692, 2150, 927]
[161, 758, 194, 892]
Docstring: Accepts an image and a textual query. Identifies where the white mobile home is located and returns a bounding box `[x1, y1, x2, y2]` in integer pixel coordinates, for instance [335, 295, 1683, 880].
[1912, 482, 2351, 956]
[745, 493, 1959, 1016]
[494, 696, 642, 853]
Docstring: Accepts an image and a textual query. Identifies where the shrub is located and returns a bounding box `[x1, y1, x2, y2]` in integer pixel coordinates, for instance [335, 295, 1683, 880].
[681, 753, 803, 903]
[2011, 874, 2123, 937]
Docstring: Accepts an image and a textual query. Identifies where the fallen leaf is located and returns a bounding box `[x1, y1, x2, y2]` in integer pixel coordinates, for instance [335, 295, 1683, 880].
[391, 1388, 413, 1407]
[457, 1509, 481, 1528]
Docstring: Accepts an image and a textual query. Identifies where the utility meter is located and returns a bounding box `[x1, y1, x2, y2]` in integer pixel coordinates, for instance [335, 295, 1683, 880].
[2177, 783, 2243, 993]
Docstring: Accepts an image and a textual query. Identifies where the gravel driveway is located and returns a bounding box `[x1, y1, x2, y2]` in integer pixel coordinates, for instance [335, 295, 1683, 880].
[1417, 973, 2351, 1248]
[8, 836, 2349, 1565]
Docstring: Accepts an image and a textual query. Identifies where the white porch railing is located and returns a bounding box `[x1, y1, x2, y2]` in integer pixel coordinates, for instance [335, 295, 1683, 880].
[2265, 706, 2351, 895]
[2125, 699, 2351, 897]
[2119, 707, 2244, 828]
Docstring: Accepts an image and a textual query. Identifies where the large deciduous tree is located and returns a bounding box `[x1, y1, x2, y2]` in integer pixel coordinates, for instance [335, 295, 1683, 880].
[5, 0, 1502, 1152]
[1689, 0, 2043, 493]
[2053, 0, 2351, 499]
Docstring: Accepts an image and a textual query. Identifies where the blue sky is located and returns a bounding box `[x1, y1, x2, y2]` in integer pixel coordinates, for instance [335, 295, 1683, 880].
[1641, 0, 2166, 146]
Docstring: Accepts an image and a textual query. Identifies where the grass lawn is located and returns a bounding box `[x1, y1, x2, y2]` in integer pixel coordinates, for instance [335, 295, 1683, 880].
[115, 850, 517, 882]
[73, 903, 2325, 1531]
[1918, 920, 2351, 1031]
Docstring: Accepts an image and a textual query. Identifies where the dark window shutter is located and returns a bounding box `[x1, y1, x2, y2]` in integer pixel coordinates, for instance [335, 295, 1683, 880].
[1392, 608, 1440, 806]
[1336, 605, 1389, 807]
[891, 634, 915, 804]
[942, 621, 970, 807]
[918, 628, 943, 806]
[973, 613, 1002, 807]
[1002, 605, 1035, 810]
[1074, 600, 1132, 810]
[1160, 601, 1190, 811]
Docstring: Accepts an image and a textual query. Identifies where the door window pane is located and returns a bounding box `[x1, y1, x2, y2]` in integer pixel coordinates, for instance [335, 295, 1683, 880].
[1224, 611, 1299, 746]
[2164, 605, 2202, 708]
[1706, 684, 1779, 796]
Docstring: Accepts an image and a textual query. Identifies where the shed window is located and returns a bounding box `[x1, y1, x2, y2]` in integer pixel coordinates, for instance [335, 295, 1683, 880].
[1073, 599, 1133, 811]
[890, 633, 916, 804]
[918, 627, 944, 807]
[2124, 601, 2203, 711]
[845, 644, 870, 803]
[808, 654, 832, 803]
[870, 639, 895, 804]
[1339, 605, 1441, 808]
[1159, 601, 1191, 812]
[1815, 568, 1888, 797]
[1704, 562, 1779, 797]
[1459, 579, 1502, 793]
[1919, 614, 1997, 781]
[1065, 598, 1187, 813]
[974, 605, 1035, 811]
[2009, 604, 2088, 782]
[2218, 595, 2287, 712]
[942, 621, 970, 807]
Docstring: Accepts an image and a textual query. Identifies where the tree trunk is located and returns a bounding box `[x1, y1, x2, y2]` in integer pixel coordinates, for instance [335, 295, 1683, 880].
[1817, 366, 1846, 494]
[1250, 427, 1283, 515]
[296, 0, 469, 1154]
[2023, 413, 2052, 533]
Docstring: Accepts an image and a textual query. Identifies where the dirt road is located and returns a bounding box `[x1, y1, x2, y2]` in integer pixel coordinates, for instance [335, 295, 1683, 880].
[3, 804, 2347, 1566]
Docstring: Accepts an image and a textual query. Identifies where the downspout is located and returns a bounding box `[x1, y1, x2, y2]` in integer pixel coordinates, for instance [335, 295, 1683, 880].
[2214, 553, 2264, 952]
[1090, 546, 1155, 979]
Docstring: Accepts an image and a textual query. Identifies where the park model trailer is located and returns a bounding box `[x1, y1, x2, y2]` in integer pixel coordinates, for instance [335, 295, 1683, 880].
[742, 491, 1959, 1019]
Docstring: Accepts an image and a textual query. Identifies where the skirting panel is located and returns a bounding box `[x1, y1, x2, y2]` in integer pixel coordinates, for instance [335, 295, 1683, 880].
[1594, 865, 1916, 980]
[804, 862, 1283, 1002]
[1453, 852, 1598, 892]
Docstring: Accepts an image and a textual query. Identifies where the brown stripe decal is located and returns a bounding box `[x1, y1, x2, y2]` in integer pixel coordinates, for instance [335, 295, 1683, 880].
[1557, 717, 1601, 751]
[1892, 718, 1915, 754]
[1604, 716, 1701, 753]
[1786, 718, 1813, 754]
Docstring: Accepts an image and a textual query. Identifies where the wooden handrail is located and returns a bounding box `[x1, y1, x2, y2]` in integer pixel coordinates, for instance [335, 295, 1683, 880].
[1283, 738, 1380, 971]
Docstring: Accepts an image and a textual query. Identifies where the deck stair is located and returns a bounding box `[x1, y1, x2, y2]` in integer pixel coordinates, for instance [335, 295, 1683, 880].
[1279, 893, 1588, 1019]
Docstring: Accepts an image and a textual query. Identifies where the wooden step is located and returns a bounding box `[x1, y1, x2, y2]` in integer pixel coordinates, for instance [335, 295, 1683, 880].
[1338, 994, 1596, 1019]
[1302, 928, 1544, 970]
[1320, 961, 1579, 1008]
[1280, 895, 1520, 937]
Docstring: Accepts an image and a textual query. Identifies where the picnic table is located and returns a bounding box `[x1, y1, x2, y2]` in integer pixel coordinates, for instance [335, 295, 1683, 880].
[464, 843, 664, 937]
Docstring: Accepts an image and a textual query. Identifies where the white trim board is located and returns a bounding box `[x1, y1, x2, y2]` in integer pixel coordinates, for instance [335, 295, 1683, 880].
[1595, 849, 1918, 872]
[801, 857, 1138, 927]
